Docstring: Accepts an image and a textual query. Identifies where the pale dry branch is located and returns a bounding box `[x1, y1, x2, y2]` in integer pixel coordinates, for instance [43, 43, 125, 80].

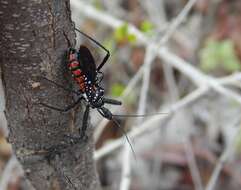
[205, 128, 240, 190]
[94, 71, 241, 158]
[184, 139, 204, 190]
[158, 0, 198, 46]
[94, 86, 208, 160]
[120, 44, 156, 190]
[93, 64, 144, 142]
[120, 145, 132, 190]
[0, 156, 24, 190]
[70, 2, 241, 189]
[112, 1, 198, 187]
[71, 0, 241, 104]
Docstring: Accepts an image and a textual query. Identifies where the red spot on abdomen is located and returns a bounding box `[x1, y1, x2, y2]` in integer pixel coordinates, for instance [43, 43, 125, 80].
[68, 61, 79, 69]
[79, 83, 85, 90]
[75, 76, 85, 84]
[73, 69, 82, 76]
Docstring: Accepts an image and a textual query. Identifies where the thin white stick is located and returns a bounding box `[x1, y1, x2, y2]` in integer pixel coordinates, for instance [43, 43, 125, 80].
[70, 3, 241, 189]
[184, 139, 204, 190]
[0, 156, 24, 190]
[94, 70, 241, 159]
[218, 72, 241, 84]
[120, 45, 156, 190]
[163, 64, 180, 102]
[94, 86, 208, 160]
[139, 0, 167, 26]
[205, 149, 230, 190]
[71, 0, 241, 104]
[141, 3, 203, 188]
[92, 0, 198, 142]
[93, 65, 144, 142]
[112, 2, 198, 187]
[205, 129, 239, 190]
[159, 48, 241, 103]
[218, 72, 241, 88]
[120, 142, 132, 190]
[161, 1, 203, 186]
[137, 45, 156, 116]
[0, 74, 8, 136]
[158, 0, 197, 46]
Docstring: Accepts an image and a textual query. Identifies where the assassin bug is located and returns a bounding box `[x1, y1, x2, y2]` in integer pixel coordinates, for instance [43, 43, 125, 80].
[40, 29, 167, 157]
[40, 29, 130, 143]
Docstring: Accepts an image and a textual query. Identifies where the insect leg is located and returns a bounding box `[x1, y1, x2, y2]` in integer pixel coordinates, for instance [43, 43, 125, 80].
[80, 105, 90, 140]
[96, 71, 104, 83]
[102, 98, 122, 105]
[40, 97, 83, 113]
[39, 76, 80, 95]
[97, 107, 113, 120]
[97, 50, 110, 72]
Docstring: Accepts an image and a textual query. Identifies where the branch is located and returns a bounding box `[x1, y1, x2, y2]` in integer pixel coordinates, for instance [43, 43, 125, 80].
[158, 0, 197, 46]
[205, 129, 239, 190]
[0, 156, 24, 190]
[71, 0, 241, 104]
[94, 86, 208, 160]
[184, 139, 204, 190]
[119, 1, 199, 187]
[120, 44, 156, 190]
[94, 71, 241, 158]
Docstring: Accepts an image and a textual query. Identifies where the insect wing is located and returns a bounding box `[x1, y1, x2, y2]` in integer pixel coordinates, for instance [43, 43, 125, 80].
[78, 45, 97, 83]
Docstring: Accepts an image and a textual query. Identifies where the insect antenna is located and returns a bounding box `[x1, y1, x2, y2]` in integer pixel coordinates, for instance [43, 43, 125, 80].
[75, 28, 110, 71]
[111, 118, 137, 160]
[38, 76, 80, 95]
[113, 112, 168, 118]
[74, 28, 109, 54]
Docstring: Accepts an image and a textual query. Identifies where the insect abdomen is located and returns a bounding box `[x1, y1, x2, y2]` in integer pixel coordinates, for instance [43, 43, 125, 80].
[68, 49, 86, 91]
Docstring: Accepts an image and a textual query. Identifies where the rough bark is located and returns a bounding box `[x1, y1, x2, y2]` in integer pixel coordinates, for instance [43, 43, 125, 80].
[0, 1, 100, 189]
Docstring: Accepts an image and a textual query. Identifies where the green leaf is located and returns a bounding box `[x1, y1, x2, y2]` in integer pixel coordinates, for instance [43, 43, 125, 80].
[127, 34, 137, 43]
[114, 23, 129, 42]
[200, 39, 241, 72]
[114, 23, 136, 43]
[110, 83, 125, 97]
[219, 40, 241, 72]
[200, 40, 219, 71]
[93, 0, 102, 10]
[140, 20, 154, 33]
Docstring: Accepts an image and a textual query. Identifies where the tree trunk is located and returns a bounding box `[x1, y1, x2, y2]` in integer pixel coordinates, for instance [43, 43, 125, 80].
[0, 1, 100, 189]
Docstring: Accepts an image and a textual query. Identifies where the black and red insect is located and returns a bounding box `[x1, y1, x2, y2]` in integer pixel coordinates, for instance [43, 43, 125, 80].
[40, 29, 124, 140]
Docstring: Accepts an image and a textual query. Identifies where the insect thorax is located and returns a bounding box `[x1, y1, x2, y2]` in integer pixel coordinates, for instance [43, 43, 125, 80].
[85, 85, 104, 107]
